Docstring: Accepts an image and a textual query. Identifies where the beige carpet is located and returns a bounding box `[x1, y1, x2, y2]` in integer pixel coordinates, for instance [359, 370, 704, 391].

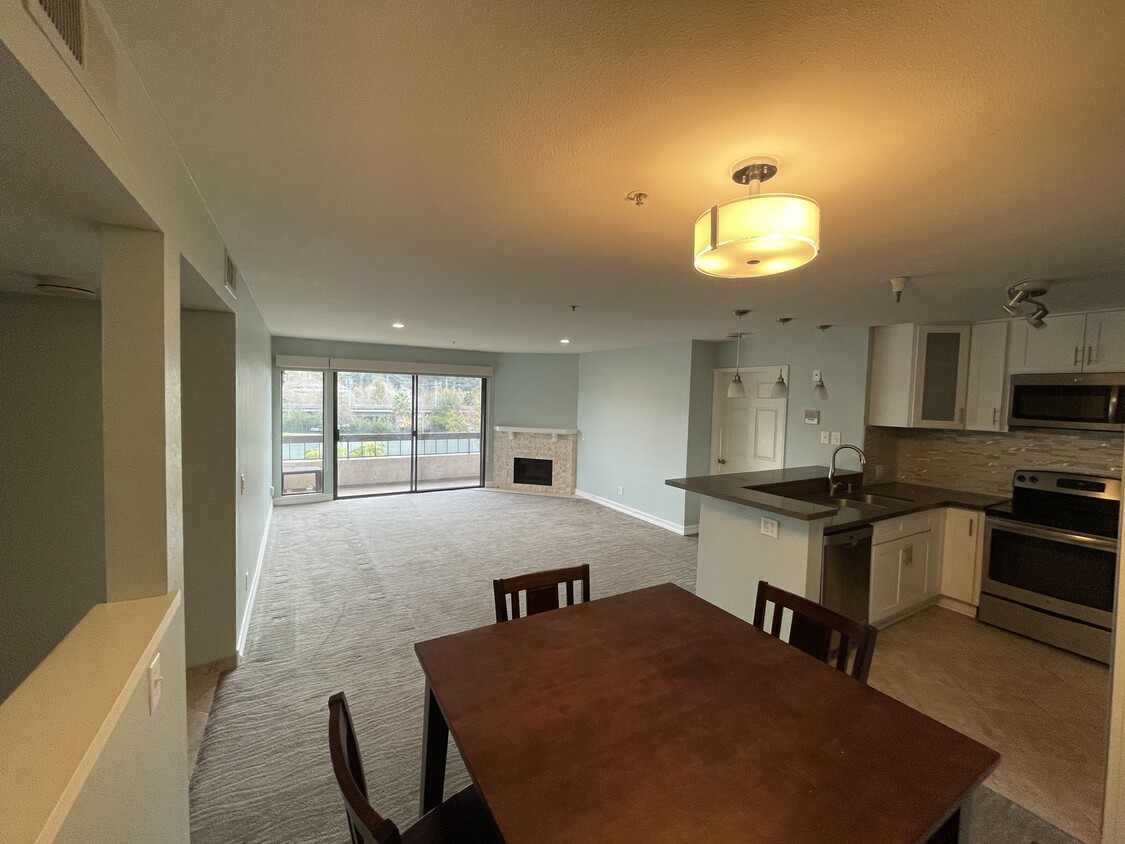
[188, 488, 1079, 843]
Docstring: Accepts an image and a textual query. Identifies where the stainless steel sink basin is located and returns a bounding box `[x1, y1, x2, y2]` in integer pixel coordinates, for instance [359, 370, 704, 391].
[839, 492, 911, 507]
[808, 492, 912, 510]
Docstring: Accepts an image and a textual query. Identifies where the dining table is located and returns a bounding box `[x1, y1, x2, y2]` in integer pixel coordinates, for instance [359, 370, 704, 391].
[413, 583, 999, 843]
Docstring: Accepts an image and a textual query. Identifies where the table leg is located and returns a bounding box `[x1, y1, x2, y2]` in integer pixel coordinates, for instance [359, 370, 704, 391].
[925, 805, 966, 843]
[419, 682, 449, 816]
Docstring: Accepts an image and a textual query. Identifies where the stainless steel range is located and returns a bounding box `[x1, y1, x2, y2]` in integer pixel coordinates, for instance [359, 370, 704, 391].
[980, 470, 1120, 663]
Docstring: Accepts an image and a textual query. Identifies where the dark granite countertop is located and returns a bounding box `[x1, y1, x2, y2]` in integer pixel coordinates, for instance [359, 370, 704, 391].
[666, 466, 1007, 534]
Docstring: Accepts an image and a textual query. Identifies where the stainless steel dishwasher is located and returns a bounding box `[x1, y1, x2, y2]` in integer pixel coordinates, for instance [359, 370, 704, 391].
[820, 526, 873, 625]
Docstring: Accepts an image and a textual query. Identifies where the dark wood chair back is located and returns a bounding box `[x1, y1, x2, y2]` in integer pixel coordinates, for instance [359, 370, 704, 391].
[493, 564, 591, 622]
[752, 580, 878, 683]
[328, 692, 403, 844]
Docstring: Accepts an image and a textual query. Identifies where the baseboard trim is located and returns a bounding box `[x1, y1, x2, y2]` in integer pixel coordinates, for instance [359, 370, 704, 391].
[682, 523, 700, 536]
[575, 490, 691, 535]
[237, 500, 273, 658]
[936, 596, 978, 618]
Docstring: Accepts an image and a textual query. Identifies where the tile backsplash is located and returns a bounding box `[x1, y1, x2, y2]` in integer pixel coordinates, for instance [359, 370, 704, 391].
[864, 426, 1124, 497]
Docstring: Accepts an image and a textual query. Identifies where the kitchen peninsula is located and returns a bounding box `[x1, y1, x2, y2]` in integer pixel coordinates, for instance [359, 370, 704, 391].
[666, 467, 1003, 624]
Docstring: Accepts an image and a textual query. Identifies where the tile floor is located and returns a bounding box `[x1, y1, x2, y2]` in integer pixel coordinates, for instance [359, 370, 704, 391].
[868, 605, 1110, 844]
[186, 664, 226, 774]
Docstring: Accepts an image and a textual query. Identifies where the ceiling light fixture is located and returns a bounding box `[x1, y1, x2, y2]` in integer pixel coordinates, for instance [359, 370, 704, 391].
[891, 276, 907, 303]
[392, 322, 405, 329]
[728, 309, 751, 398]
[770, 318, 792, 398]
[560, 338, 571, 344]
[694, 156, 820, 279]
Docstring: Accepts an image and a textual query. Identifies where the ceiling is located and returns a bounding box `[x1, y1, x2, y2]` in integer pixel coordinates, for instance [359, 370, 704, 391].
[97, 0, 1125, 352]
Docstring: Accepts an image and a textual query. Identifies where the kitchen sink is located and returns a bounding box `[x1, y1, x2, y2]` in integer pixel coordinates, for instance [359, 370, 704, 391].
[838, 492, 911, 507]
[808, 492, 912, 510]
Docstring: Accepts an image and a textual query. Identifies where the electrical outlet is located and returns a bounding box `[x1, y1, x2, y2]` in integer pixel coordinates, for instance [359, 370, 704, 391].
[240, 473, 246, 494]
[761, 517, 779, 538]
[874, 463, 886, 480]
[245, 571, 250, 590]
[830, 431, 842, 445]
[820, 431, 830, 444]
[617, 486, 624, 496]
[147, 653, 163, 714]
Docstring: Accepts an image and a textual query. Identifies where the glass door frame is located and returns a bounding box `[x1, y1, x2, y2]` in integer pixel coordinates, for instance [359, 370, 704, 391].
[331, 371, 487, 500]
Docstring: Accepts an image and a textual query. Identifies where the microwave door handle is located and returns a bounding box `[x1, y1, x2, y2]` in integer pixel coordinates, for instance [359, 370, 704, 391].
[1110, 387, 1119, 425]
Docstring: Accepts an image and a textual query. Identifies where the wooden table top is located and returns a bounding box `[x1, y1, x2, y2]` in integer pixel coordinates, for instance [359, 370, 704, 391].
[414, 583, 999, 844]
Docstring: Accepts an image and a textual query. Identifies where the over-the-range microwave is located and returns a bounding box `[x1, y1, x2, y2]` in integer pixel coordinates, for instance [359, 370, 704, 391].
[1008, 372, 1125, 432]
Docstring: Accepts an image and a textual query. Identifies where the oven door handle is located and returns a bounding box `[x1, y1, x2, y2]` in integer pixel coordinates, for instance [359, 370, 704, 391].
[986, 516, 1119, 552]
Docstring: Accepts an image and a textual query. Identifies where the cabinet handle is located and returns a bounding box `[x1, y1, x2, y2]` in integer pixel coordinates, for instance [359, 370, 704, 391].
[1074, 346, 1082, 367]
[1088, 345, 1095, 366]
[968, 519, 973, 537]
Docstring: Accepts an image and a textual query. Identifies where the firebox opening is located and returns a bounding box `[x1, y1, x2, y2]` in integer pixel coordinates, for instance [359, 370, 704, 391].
[514, 457, 553, 486]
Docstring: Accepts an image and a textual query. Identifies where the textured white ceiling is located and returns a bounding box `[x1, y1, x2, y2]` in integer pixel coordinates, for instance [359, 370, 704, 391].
[99, 0, 1125, 352]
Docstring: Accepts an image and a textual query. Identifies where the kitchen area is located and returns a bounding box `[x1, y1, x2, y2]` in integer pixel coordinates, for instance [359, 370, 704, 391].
[670, 310, 1125, 844]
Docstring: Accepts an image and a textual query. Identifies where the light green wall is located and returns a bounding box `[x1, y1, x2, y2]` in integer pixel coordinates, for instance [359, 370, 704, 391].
[576, 342, 695, 528]
[0, 293, 106, 703]
[684, 341, 720, 527]
[715, 326, 871, 470]
[181, 310, 237, 667]
[234, 288, 274, 645]
[54, 608, 190, 844]
[491, 353, 579, 428]
[270, 337, 579, 487]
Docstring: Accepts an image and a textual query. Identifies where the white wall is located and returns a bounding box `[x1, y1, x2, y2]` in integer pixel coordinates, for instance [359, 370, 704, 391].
[576, 342, 695, 530]
[0, 293, 106, 702]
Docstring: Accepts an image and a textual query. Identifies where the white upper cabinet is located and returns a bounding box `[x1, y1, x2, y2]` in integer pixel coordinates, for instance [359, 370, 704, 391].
[964, 322, 1009, 431]
[1083, 311, 1125, 372]
[868, 324, 970, 428]
[1007, 310, 1125, 374]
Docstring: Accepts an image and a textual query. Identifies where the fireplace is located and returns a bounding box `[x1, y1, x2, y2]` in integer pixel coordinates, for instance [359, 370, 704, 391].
[492, 426, 578, 495]
[513, 457, 553, 486]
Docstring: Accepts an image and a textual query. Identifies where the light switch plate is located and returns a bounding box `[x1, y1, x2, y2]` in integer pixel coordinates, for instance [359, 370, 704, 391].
[761, 517, 779, 538]
[147, 653, 163, 714]
[830, 431, 842, 445]
[820, 431, 830, 444]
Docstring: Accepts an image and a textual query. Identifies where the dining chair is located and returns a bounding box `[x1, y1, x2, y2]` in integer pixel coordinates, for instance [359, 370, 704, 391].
[328, 692, 502, 844]
[493, 563, 591, 622]
[752, 580, 878, 683]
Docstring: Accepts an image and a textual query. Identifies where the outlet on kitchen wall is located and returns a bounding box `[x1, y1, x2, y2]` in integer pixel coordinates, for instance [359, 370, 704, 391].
[820, 431, 830, 444]
[617, 486, 624, 496]
[761, 517, 779, 538]
[147, 653, 163, 715]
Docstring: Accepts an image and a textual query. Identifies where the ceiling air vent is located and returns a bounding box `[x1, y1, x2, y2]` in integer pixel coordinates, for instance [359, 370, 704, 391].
[36, 0, 83, 65]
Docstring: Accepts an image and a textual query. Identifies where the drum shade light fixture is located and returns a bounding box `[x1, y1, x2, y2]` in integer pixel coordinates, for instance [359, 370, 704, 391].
[694, 157, 820, 279]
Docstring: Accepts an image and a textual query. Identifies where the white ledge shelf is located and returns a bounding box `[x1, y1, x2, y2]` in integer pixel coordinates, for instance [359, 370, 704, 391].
[0, 591, 181, 844]
[494, 426, 579, 442]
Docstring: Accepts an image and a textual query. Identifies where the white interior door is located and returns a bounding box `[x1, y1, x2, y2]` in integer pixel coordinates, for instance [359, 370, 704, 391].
[709, 367, 788, 473]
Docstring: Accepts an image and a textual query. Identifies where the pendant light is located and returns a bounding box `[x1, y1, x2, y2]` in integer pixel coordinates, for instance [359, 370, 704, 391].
[770, 318, 791, 398]
[694, 157, 820, 278]
[727, 309, 750, 398]
[813, 325, 831, 400]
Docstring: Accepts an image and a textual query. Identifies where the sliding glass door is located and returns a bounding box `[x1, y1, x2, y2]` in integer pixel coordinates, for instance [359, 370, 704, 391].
[334, 371, 484, 498]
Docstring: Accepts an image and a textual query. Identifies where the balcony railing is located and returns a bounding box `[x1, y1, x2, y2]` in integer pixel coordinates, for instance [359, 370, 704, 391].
[281, 431, 482, 460]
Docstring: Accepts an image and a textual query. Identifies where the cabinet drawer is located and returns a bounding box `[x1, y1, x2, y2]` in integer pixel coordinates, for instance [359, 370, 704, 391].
[872, 510, 933, 545]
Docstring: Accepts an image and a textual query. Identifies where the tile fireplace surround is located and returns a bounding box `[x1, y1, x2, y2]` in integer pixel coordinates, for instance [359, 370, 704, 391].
[492, 426, 578, 496]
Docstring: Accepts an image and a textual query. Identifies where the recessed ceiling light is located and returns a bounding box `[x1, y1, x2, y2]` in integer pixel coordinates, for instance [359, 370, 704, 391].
[392, 322, 405, 329]
[560, 338, 571, 344]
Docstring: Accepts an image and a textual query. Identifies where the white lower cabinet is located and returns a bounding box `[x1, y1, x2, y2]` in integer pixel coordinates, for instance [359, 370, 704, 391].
[869, 513, 937, 626]
[937, 508, 984, 614]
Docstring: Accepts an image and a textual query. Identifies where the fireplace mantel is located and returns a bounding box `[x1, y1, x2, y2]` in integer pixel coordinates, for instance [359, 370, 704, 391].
[495, 425, 579, 443]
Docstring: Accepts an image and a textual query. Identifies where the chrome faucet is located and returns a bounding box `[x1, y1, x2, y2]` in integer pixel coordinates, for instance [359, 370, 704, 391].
[829, 444, 867, 495]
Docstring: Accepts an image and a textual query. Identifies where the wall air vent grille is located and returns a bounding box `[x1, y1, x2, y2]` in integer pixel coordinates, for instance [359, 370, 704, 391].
[37, 0, 84, 64]
[225, 253, 239, 299]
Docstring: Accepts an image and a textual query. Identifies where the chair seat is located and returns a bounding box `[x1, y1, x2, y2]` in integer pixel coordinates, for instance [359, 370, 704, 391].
[403, 784, 503, 844]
